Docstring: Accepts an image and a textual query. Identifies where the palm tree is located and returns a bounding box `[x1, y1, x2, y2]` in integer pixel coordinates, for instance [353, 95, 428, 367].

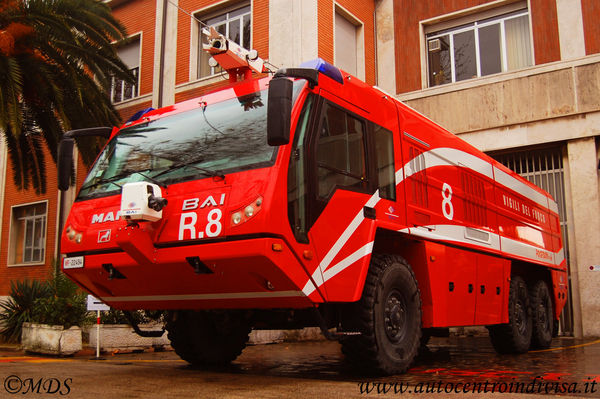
[0, 0, 134, 193]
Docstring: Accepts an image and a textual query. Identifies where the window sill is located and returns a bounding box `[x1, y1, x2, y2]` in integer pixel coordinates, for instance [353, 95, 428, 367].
[112, 93, 152, 108]
[403, 53, 600, 101]
[175, 74, 237, 94]
[8, 262, 46, 268]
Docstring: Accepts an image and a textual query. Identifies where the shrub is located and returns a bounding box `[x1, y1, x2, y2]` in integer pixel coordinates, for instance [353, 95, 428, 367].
[0, 272, 89, 342]
[0, 279, 52, 342]
[99, 310, 165, 325]
[100, 310, 147, 325]
[31, 272, 88, 329]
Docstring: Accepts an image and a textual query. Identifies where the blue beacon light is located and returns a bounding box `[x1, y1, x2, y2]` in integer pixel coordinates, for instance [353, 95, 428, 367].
[300, 58, 344, 85]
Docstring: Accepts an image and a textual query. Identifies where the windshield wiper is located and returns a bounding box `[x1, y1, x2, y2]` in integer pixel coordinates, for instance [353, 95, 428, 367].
[152, 159, 225, 180]
[81, 171, 130, 191]
[81, 169, 165, 192]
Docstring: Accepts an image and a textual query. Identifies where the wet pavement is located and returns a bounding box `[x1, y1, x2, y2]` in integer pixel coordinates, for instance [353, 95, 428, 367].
[0, 336, 598, 398]
[233, 336, 600, 395]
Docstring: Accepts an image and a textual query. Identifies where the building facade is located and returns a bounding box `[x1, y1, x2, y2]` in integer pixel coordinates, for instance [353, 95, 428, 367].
[379, 0, 600, 338]
[0, 0, 598, 337]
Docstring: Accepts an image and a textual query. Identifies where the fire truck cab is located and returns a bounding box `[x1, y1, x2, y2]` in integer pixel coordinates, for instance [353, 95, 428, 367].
[59, 53, 568, 374]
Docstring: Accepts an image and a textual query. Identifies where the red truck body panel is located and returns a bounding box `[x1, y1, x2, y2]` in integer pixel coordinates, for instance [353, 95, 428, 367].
[61, 62, 567, 327]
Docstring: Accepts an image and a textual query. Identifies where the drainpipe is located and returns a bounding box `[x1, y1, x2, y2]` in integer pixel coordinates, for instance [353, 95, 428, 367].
[373, 0, 379, 86]
[157, 0, 168, 108]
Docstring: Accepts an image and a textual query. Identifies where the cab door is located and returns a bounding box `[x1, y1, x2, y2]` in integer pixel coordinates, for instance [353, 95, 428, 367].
[299, 88, 400, 301]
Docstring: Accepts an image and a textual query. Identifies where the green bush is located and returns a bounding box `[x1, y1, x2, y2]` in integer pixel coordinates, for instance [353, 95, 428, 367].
[0, 279, 52, 342]
[0, 272, 89, 342]
[100, 309, 147, 325]
[99, 310, 165, 325]
[31, 272, 88, 329]
[0, 271, 164, 343]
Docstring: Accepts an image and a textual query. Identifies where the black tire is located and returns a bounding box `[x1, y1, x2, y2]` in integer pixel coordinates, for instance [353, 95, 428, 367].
[341, 254, 422, 375]
[420, 330, 431, 348]
[166, 310, 251, 366]
[530, 280, 554, 349]
[488, 275, 532, 354]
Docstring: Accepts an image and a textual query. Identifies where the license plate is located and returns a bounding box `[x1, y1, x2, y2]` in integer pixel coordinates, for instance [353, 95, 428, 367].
[63, 256, 84, 269]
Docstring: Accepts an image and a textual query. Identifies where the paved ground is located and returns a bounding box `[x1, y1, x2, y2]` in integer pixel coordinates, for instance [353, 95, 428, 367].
[0, 336, 598, 398]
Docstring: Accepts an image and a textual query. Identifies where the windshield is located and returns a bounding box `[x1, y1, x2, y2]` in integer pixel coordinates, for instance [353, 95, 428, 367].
[78, 87, 276, 199]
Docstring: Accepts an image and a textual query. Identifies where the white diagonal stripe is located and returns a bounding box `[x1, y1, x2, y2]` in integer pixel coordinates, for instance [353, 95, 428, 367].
[303, 190, 381, 296]
[322, 242, 374, 282]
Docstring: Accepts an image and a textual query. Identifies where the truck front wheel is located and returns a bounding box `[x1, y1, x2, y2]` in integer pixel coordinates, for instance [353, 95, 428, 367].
[341, 254, 422, 375]
[166, 310, 251, 366]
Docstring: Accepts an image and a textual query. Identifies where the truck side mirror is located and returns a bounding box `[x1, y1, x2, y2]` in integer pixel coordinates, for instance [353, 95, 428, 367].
[57, 127, 112, 191]
[58, 138, 75, 191]
[267, 77, 293, 146]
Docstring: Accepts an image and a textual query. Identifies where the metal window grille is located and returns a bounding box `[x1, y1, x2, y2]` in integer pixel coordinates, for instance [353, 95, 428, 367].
[110, 67, 139, 103]
[492, 146, 574, 335]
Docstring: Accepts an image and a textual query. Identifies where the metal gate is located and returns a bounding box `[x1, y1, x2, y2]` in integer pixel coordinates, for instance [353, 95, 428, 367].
[491, 146, 574, 336]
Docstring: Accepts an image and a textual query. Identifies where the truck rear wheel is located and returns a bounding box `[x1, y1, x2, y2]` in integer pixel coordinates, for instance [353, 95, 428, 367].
[530, 280, 553, 349]
[341, 254, 422, 375]
[488, 275, 532, 354]
[166, 310, 251, 366]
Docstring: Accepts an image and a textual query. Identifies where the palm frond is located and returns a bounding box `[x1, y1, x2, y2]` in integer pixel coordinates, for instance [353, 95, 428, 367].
[0, 0, 135, 191]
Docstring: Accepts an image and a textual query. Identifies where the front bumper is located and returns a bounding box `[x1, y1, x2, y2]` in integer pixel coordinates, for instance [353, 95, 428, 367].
[63, 237, 321, 310]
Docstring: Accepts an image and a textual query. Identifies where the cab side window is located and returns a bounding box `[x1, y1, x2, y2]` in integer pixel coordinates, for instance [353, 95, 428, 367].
[373, 125, 395, 200]
[316, 103, 367, 199]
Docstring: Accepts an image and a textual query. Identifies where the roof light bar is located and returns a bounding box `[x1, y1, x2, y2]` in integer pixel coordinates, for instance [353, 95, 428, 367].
[273, 58, 344, 88]
[300, 58, 344, 84]
[273, 68, 319, 88]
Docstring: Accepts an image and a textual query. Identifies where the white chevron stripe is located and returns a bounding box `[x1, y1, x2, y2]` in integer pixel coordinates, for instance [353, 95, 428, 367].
[302, 191, 380, 296]
[400, 224, 564, 266]
[303, 147, 563, 296]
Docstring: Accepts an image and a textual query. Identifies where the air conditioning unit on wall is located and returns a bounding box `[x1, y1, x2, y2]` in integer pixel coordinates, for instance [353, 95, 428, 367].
[428, 38, 441, 52]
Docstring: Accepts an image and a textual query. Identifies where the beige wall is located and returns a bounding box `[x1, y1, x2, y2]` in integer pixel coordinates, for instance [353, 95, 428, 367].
[268, 0, 319, 69]
[566, 138, 600, 337]
[398, 57, 600, 337]
[153, 0, 178, 108]
[375, 0, 395, 94]
[556, 0, 586, 60]
[399, 55, 600, 136]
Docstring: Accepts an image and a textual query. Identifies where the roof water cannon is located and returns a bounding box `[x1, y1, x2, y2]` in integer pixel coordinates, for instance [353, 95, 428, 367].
[202, 26, 266, 82]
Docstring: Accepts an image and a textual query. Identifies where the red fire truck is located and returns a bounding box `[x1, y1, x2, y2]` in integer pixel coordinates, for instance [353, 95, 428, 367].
[58, 32, 568, 375]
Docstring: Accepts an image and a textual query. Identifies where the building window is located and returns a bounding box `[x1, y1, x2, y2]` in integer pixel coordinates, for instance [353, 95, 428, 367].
[111, 36, 140, 103]
[8, 202, 47, 265]
[335, 11, 358, 76]
[197, 4, 251, 79]
[427, 9, 532, 87]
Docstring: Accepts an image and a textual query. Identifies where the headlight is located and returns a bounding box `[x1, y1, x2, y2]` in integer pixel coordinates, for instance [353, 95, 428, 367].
[66, 226, 76, 240]
[65, 225, 83, 243]
[230, 196, 263, 227]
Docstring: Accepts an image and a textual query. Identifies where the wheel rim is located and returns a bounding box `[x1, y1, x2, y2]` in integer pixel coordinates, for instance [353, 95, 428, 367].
[516, 300, 527, 336]
[539, 293, 551, 332]
[384, 289, 407, 342]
